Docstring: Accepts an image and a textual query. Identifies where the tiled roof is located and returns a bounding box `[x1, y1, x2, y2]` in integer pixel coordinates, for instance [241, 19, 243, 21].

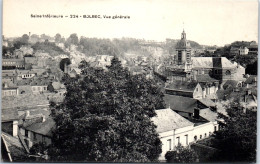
[197, 98, 216, 108]
[30, 80, 49, 86]
[25, 117, 55, 137]
[223, 80, 239, 90]
[196, 74, 219, 83]
[245, 75, 257, 84]
[199, 108, 218, 122]
[2, 94, 49, 109]
[191, 57, 237, 68]
[165, 81, 198, 92]
[164, 94, 198, 113]
[152, 108, 193, 133]
[191, 57, 213, 68]
[2, 108, 19, 122]
[1, 132, 28, 162]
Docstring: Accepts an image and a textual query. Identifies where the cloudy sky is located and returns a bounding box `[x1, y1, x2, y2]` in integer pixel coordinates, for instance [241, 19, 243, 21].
[3, 0, 258, 46]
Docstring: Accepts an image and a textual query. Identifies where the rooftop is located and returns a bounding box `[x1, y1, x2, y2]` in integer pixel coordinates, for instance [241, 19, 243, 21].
[199, 108, 218, 122]
[2, 108, 19, 122]
[165, 81, 199, 92]
[24, 117, 55, 137]
[1, 132, 28, 162]
[152, 108, 193, 133]
[196, 74, 219, 83]
[164, 94, 198, 113]
[191, 57, 237, 69]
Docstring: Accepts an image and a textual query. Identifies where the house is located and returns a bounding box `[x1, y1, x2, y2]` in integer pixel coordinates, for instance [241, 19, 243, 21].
[152, 108, 194, 161]
[30, 80, 49, 94]
[222, 80, 242, 91]
[164, 94, 209, 119]
[2, 82, 19, 97]
[2, 70, 18, 83]
[1, 108, 30, 162]
[2, 58, 25, 70]
[241, 90, 257, 111]
[239, 47, 249, 55]
[230, 47, 240, 56]
[195, 74, 219, 99]
[19, 111, 55, 148]
[165, 81, 203, 99]
[153, 107, 219, 161]
[2, 108, 19, 137]
[1, 132, 29, 162]
[24, 56, 37, 69]
[248, 41, 258, 54]
[244, 75, 257, 88]
[16, 70, 36, 80]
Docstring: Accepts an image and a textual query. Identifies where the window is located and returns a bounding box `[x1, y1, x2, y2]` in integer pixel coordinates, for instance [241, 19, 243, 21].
[33, 133, 37, 140]
[226, 70, 231, 75]
[214, 126, 217, 131]
[200, 135, 202, 139]
[194, 135, 197, 141]
[205, 133, 207, 138]
[176, 137, 180, 145]
[25, 130, 28, 137]
[167, 139, 172, 150]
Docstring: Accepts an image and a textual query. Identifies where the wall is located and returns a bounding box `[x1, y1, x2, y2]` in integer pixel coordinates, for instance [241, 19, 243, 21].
[158, 125, 194, 161]
[20, 127, 52, 148]
[193, 122, 218, 142]
[158, 121, 219, 161]
[32, 86, 48, 93]
[193, 84, 203, 99]
[165, 89, 193, 98]
[2, 122, 13, 136]
[2, 89, 18, 97]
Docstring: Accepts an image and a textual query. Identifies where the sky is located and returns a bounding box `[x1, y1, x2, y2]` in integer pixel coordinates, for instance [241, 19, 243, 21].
[3, 0, 258, 46]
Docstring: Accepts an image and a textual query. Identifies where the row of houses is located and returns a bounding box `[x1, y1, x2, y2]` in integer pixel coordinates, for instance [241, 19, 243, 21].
[230, 41, 258, 55]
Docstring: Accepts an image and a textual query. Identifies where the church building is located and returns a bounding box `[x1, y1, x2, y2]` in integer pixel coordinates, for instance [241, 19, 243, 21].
[164, 29, 245, 84]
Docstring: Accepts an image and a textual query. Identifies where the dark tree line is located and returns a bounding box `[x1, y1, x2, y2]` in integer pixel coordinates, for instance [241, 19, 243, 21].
[48, 57, 165, 162]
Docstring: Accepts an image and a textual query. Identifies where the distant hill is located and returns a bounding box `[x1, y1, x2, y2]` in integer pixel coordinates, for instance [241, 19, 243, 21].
[32, 41, 68, 56]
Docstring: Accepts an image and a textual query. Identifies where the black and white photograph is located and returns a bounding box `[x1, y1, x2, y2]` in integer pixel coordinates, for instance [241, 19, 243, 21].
[1, 0, 258, 162]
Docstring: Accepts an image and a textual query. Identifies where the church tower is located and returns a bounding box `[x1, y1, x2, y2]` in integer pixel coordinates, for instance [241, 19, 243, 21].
[175, 29, 192, 66]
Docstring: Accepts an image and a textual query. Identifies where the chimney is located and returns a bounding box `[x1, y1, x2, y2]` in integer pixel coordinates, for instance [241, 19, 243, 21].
[3, 83, 8, 88]
[42, 115, 46, 122]
[25, 110, 30, 117]
[243, 107, 247, 114]
[193, 108, 200, 119]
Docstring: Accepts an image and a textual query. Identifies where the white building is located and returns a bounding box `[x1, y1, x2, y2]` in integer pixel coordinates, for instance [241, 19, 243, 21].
[239, 47, 249, 55]
[152, 108, 219, 161]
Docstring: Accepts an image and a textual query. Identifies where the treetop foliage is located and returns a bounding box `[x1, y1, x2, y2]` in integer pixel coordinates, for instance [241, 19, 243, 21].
[211, 99, 257, 162]
[50, 57, 165, 162]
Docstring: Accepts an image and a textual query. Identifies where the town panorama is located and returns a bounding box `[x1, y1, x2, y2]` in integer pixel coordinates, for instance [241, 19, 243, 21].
[1, 29, 257, 162]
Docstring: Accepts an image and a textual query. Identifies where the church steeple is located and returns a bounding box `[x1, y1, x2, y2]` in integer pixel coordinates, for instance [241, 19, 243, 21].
[181, 29, 186, 39]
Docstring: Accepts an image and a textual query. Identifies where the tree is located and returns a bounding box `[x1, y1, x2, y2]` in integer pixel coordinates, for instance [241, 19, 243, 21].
[68, 33, 79, 45]
[55, 33, 62, 43]
[246, 60, 257, 75]
[211, 99, 257, 162]
[165, 144, 198, 163]
[50, 57, 164, 162]
[20, 34, 29, 44]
